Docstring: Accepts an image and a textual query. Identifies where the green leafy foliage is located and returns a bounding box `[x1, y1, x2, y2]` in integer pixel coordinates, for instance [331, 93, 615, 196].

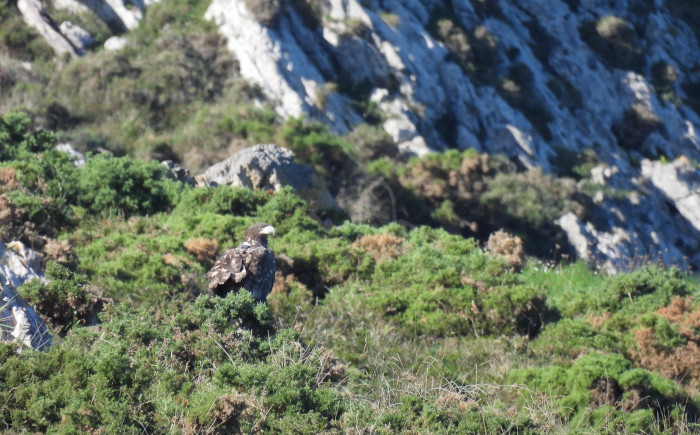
[482, 168, 588, 257]
[75, 154, 181, 217]
[18, 261, 101, 335]
[510, 352, 698, 431]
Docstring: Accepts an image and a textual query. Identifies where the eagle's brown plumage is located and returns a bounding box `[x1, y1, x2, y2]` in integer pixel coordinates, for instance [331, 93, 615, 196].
[206, 222, 276, 302]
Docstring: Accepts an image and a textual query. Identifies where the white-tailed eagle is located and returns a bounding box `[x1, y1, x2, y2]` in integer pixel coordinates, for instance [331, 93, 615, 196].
[206, 222, 276, 302]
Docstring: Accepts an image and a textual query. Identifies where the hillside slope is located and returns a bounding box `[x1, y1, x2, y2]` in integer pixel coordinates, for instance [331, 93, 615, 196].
[3, 0, 700, 272]
[2, 113, 700, 432]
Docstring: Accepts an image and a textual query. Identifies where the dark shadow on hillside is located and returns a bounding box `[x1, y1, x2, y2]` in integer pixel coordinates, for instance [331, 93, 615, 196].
[276, 254, 327, 299]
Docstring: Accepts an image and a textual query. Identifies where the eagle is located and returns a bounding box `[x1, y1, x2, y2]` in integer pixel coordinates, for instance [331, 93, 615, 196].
[206, 222, 276, 302]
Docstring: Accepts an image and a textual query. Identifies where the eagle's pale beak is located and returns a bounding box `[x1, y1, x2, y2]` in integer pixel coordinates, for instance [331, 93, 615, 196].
[260, 225, 276, 235]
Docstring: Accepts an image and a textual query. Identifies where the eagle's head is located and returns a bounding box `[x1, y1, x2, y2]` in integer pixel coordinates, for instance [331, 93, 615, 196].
[244, 222, 276, 247]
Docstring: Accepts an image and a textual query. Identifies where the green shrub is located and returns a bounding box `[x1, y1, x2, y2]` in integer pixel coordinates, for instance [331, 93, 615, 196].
[173, 185, 271, 216]
[1, 111, 79, 235]
[76, 154, 183, 217]
[377, 394, 537, 433]
[341, 225, 548, 337]
[18, 261, 103, 335]
[256, 186, 321, 233]
[0, 110, 57, 159]
[600, 266, 690, 314]
[276, 118, 356, 184]
[531, 318, 624, 359]
[0, 292, 351, 433]
[511, 352, 697, 430]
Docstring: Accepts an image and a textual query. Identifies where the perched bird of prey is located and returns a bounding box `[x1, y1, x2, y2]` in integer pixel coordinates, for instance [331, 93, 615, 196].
[207, 222, 276, 302]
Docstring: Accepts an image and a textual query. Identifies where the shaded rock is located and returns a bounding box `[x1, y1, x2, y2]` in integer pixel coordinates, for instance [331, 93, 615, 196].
[162, 160, 195, 186]
[0, 241, 52, 351]
[59, 21, 92, 54]
[196, 144, 338, 212]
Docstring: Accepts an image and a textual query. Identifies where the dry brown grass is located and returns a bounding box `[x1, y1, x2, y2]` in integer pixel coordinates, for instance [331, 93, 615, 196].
[184, 238, 219, 265]
[43, 238, 74, 264]
[353, 233, 406, 262]
[0, 167, 18, 192]
[631, 297, 700, 392]
[486, 229, 525, 272]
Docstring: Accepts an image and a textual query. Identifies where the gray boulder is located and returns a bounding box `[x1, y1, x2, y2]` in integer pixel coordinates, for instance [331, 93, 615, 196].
[0, 241, 52, 351]
[162, 160, 194, 186]
[196, 144, 338, 212]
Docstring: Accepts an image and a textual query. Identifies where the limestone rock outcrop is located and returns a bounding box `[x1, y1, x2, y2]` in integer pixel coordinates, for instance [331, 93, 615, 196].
[196, 145, 338, 213]
[557, 159, 700, 274]
[0, 241, 52, 351]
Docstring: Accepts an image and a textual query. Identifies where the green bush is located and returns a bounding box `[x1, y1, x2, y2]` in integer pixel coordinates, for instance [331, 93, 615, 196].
[510, 352, 697, 430]
[0, 292, 350, 433]
[550, 266, 691, 317]
[18, 261, 102, 335]
[328, 225, 548, 337]
[76, 154, 183, 217]
[174, 185, 271, 216]
[0, 110, 57, 159]
[377, 394, 537, 433]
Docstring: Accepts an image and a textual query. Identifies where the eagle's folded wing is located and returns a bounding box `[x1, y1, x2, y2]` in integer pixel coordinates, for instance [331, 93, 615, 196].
[207, 248, 245, 291]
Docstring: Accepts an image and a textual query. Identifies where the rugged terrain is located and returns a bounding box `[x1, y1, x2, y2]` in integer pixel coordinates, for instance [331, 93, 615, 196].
[4, 0, 700, 271]
[2, 0, 700, 432]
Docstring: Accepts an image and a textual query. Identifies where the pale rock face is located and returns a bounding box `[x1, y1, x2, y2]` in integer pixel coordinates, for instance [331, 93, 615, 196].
[53, 0, 146, 31]
[557, 159, 700, 273]
[17, 0, 77, 57]
[203, 0, 699, 164]
[641, 159, 700, 234]
[20, 0, 160, 56]
[0, 242, 52, 351]
[200, 0, 700, 272]
[59, 21, 92, 54]
[205, 0, 364, 133]
[104, 36, 128, 51]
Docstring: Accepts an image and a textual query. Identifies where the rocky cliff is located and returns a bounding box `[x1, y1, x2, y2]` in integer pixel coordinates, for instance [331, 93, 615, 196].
[202, 0, 700, 272]
[12, 0, 700, 272]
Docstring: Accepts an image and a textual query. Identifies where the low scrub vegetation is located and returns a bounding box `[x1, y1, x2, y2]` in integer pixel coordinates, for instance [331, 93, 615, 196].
[1, 112, 700, 433]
